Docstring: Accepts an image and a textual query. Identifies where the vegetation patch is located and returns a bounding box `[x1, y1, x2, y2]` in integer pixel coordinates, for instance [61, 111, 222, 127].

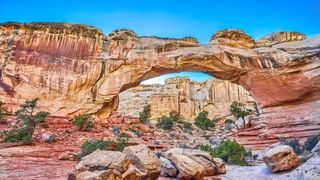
[157, 116, 174, 130]
[78, 139, 113, 157]
[139, 105, 151, 124]
[3, 98, 49, 144]
[200, 139, 252, 166]
[73, 114, 94, 131]
[194, 110, 215, 130]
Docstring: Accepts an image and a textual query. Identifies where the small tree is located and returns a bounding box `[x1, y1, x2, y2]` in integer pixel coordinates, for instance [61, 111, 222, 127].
[73, 114, 94, 131]
[4, 98, 49, 144]
[78, 139, 113, 157]
[0, 101, 8, 123]
[194, 110, 215, 130]
[139, 105, 151, 124]
[157, 116, 174, 130]
[230, 102, 250, 128]
[115, 133, 130, 151]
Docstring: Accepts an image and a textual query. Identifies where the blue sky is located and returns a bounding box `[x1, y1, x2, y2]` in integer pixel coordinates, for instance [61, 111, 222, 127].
[2, 0, 319, 84]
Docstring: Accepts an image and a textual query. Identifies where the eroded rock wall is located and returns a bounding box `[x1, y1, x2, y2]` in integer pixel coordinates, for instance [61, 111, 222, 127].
[118, 77, 255, 120]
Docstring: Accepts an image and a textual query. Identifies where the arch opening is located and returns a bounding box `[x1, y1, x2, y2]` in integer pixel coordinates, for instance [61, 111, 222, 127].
[116, 71, 258, 121]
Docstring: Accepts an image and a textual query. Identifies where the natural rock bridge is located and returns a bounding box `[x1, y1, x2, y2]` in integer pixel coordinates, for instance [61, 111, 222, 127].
[1, 22, 319, 148]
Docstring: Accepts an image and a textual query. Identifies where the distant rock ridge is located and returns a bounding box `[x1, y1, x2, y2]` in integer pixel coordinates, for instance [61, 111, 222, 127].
[118, 76, 255, 120]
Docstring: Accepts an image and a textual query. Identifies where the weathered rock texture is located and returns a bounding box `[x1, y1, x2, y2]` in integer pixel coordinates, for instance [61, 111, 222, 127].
[1, 22, 320, 149]
[118, 76, 255, 120]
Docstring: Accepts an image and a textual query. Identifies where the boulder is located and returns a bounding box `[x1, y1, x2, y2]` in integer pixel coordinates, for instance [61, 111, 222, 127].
[212, 158, 226, 174]
[76, 170, 121, 180]
[75, 149, 131, 175]
[235, 116, 251, 129]
[209, 28, 255, 48]
[160, 157, 178, 177]
[166, 152, 205, 179]
[122, 164, 142, 180]
[58, 151, 77, 161]
[263, 145, 299, 172]
[123, 144, 160, 179]
[41, 133, 56, 143]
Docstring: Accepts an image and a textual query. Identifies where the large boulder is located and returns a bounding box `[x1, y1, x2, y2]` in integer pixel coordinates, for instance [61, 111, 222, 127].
[159, 157, 178, 177]
[263, 145, 299, 173]
[209, 28, 255, 48]
[166, 152, 205, 179]
[76, 170, 121, 180]
[164, 148, 226, 178]
[75, 150, 131, 175]
[123, 144, 161, 179]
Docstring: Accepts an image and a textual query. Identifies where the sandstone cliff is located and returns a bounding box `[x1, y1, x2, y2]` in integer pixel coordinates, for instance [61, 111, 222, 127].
[118, 76, 255, 120]
[1, 22, 320, 148]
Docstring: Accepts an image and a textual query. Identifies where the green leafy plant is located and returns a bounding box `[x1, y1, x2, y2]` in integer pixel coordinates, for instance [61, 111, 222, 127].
[304, 135, 320, 151]
[183, 122, 192, 130]
[194, 110, 215, 130]
[169, 111, 182, 123]
[4, 98, 49, 144]
[157, 116, 174, 130]
[200, 139, 252, 166]
[139, 105, 151, 124]
[73, 114, 94, 131]
[129, 127, 142, 137]
[78, 139, 113, 157]
[230, 102, 251, 128]
[0, 101, 8, 124]
[115, 133, 130, 151]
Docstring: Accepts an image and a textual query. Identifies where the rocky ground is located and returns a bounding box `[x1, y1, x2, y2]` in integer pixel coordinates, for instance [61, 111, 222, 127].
[1, 115, 319, 179]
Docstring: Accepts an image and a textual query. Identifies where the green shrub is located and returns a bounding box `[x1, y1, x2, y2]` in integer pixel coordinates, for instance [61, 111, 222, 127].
[200, 139, 252, 166]
[183, 122, 192, 130]
[224, 119, 234, 124]
[157, 116, 174, 130]
[139, 105, 151, 124]
[3, 127, 32, 144]
[73, 114, 94, 131]
[230, 102, 251, 128]
[0, 101, 8, 123]
[4, 98, 49, 144]
[115, 133, 130, 151]
[194, 110, 214, 130]
[169, 111, 182, 123]
[304, 135, 320, 151]
[79, 139, 113, 157]
[129, 127, 142, 137]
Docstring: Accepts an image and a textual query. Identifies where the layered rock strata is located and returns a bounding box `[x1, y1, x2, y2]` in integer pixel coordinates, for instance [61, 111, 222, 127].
[1, 22, 320, 148]
[118, 76, 255, 120]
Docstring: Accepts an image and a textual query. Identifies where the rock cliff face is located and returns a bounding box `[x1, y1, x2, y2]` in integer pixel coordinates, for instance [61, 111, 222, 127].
[118, 77, 254, 120]
[1, 22, 320, 148]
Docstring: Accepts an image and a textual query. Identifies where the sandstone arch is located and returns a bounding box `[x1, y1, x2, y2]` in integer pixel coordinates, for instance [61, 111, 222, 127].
[1, 22, 320, 148]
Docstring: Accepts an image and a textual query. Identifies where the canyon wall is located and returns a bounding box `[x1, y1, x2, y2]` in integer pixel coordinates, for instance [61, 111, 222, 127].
[1, 22, 320, 148]
[118, 76, 255, 120]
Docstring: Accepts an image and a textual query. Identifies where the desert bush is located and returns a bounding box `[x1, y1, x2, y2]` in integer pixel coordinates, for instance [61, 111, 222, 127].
[0, 101, 8, 123]
[73, 114, 94, 131]
[304, 135, 320, 151]
[200, 139, 252, 166]
[115, 132, 130, 151]
[183, 122, 192, 130]
[169, 111, 182, 123]
[139, 105, 151, 124]
[129, 127, 142, 137]
[4, 98, 49, 144]
[157, 116, 174, 130]
[224, 119, 234, 124]
[230, 102, 251, 127]
[79, 139, 113, 157]
[194, 110, 215, 130]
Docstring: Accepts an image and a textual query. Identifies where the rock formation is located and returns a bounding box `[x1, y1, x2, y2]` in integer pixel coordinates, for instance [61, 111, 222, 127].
[118, 76, 255, 120]
[1, 22, 320, 149]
